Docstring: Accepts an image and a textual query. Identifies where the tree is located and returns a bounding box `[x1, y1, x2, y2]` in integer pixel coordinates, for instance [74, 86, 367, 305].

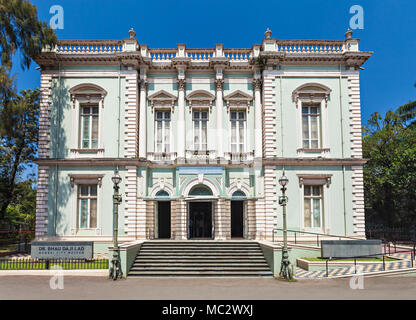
[0, 0, 56, 221]
[363, 111, 416, 228]
[0, 0, 57, 70]
[397, 82, 416, 125]
[0, 89, 40, 219]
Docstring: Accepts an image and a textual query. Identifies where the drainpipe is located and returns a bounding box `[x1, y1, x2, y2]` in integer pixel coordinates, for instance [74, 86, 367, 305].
[117, 63, 121, 158]
[339, 64, 347, 236]
[279, 74, 284, 157]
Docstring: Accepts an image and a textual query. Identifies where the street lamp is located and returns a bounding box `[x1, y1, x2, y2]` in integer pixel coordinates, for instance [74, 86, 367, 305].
[278, 171, 293, 280]
[109, 171, 122, 280]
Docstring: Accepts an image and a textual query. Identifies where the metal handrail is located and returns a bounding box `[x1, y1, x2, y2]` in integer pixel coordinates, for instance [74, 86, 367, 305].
[272, 228, 360, 246]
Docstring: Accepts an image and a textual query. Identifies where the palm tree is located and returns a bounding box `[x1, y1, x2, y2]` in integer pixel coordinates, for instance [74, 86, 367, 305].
[397, 82, 416, 125]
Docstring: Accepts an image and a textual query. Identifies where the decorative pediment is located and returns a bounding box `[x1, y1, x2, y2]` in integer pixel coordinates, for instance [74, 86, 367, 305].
[292, 83, 332, 106]
[186, 90, 215, 112]
[148, 90, 177, 113]
[69, 83, 107, 108]
[224, 90, 253, 112]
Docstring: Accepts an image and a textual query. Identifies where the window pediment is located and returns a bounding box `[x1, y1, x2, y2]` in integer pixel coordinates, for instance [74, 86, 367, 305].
[186, 90, 215, 112]
[224, 90, 253, 112]
[148, 90, 177, 113]
[69, 83, 107, 108]
[297, 174, 332, 188]
[292, 83, 332, 106]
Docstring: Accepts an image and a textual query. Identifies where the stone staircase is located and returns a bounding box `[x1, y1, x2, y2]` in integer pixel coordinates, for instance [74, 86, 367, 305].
[128, 240, 273, 277]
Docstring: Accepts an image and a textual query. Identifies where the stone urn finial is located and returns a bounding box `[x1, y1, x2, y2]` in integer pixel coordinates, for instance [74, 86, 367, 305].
[345, 29, 353, 40]
[129, 28, 136, 39]
[264, 28, 272, 39]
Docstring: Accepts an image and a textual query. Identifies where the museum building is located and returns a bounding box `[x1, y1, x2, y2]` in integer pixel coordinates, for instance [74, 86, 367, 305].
[34, 29, 372, 250]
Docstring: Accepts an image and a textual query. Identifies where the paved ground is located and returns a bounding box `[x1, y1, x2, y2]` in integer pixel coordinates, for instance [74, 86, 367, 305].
[1, 276, 416, 300]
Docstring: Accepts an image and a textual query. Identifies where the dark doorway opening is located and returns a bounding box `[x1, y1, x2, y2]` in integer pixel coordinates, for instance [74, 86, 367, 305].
[231, 201, 244, 238]
[157, 201, 171, 239]
[189, 202, 212, 239]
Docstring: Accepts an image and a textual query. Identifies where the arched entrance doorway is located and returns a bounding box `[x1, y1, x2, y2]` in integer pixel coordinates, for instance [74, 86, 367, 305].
[231, 190, 247, 238]
[155, 190, 171, 239]
[188, 184, 214, 239]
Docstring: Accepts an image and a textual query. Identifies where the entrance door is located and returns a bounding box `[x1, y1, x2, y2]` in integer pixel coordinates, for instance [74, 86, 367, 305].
[189, 202, 212, 239]
[231, 201, 244, 238]
[157, 201, 171, 239]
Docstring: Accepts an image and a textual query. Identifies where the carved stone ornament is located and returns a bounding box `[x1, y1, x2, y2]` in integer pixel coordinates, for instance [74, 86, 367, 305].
[253, 79, 262, 91]
[292, 83, 332, 107]
[148, 89, 177, 113]
[223, 90, 253, 113]
[177, 79, 186, 91]
[215, 79, 224, 91]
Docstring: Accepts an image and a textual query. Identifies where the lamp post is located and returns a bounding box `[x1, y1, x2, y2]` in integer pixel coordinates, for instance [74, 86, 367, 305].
[110, 171, 122, 280]
[278, 171, 293, 280]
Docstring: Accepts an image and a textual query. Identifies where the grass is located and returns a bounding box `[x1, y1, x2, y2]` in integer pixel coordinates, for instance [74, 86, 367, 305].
[0, 260, 109, 270]
[302, 257, 398, 262]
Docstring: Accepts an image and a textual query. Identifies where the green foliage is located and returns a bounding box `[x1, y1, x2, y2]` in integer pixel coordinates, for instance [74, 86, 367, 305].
[397, 82, 416, 125]
[3, 180, 36, 230]
[0, 0, 57, 70]
[363, 110, 416, 227]
[0, 89, 40, 220]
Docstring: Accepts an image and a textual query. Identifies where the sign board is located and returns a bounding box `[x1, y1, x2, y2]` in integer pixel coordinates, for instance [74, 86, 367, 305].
[31, 241, 93, 259]
[321, 240, 382, 258]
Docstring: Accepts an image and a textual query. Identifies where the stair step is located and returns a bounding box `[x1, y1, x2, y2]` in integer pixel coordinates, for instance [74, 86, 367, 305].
[128, 240, 272, 277]
[128, 271, 273, 276]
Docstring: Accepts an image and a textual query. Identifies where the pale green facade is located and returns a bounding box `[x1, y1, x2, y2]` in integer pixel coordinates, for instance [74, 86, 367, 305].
[34, 29, 372, 250]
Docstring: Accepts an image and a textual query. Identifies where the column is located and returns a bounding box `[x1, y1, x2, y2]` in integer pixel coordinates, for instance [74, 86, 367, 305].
[253, 78, 263, 159]
[177, 79, 186, 159]
[215, 78, 224, 158]
[138, 79, 147, 158]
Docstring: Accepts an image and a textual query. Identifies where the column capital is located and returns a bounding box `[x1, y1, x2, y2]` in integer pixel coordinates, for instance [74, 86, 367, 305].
[253, 79, 263, 91]
[177, 79, 186, 91]
[215, 79, 224, 91]
[139, 79, 148, 90]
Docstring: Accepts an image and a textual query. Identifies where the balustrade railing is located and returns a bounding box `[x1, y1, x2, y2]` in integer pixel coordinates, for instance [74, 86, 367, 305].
[149, 49, 177, 61]
[277, 40, 344, 54]
[55, 40, 123, 54]
[53, 40, 348, 58]
[224, 49, 251, 61]
[187, 49, 215, 61]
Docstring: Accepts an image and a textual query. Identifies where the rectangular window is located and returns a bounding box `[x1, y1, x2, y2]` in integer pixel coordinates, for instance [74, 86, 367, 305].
[230, 111, 246, 153]
[304, 185, 323, 228]
[80, 105, 99, 149]
[193, 111, 208, 151]
[302, 104, 320, 149]
[78, 184, 97, 229]
[155, 111, 171, 153]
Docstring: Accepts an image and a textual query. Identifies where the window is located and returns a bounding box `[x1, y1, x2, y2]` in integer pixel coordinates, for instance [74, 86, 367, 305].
[78, 184, 97, 229]
[302, 104, 320, 149]
[193, 111, 208, 151]
[155, 111, 171, 153]
[80, 105, 99, 149]
[304, 185, 323, 228]
[230, 111, 246, 153]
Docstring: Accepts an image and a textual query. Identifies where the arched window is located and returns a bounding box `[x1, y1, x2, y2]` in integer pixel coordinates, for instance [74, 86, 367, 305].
[292, 83, 332, 155]
[155, 190, 170, 198]
[189, 184, 213, 196]
[232, 190, 246, 199]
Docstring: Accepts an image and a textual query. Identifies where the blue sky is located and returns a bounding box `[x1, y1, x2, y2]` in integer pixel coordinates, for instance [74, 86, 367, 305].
[11, 0, 416, 178]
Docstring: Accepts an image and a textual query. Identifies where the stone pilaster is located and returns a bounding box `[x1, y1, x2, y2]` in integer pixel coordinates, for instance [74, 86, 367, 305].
[138, 78, 147, 159]
[253, 78, 263, 159]
[215, 78, 224, 158]
[124, 70, 139, 158]
[177, 79, 186, 159]
[35, 166, 49, 237]
[124, 166, 138, 237]
[348, 72, 365, 235]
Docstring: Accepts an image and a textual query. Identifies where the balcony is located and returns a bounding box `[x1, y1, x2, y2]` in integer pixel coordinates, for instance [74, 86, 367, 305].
[185, 150, 217, 164]
[225, 152, 254, 163]
[147, 152, 177, 162]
